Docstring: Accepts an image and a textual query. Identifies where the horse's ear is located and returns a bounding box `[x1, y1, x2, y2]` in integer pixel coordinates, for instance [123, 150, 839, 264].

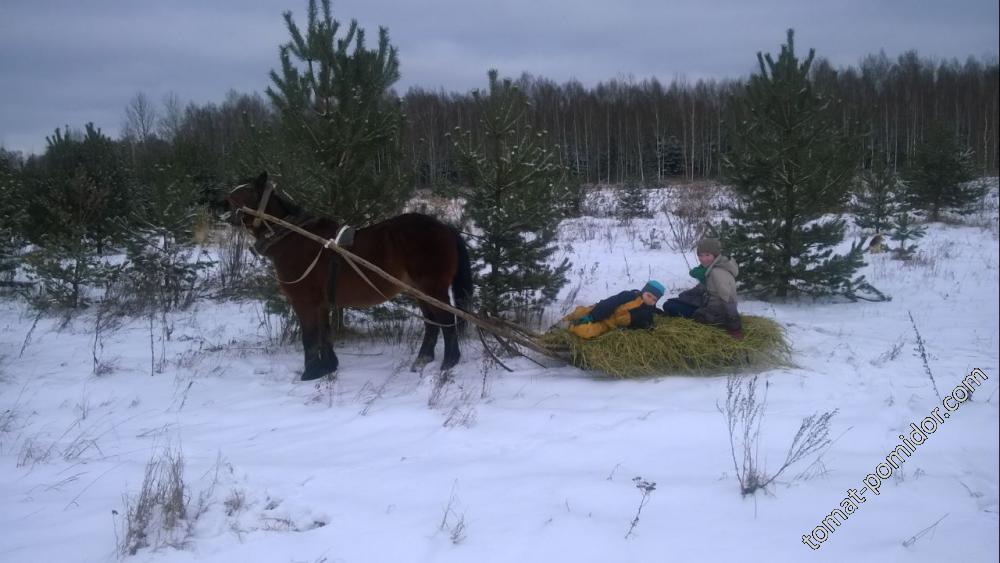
[253, 171, 269, 192]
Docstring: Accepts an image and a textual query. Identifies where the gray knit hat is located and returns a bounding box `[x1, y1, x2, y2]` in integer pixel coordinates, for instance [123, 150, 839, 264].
[696, 237, 722, 256]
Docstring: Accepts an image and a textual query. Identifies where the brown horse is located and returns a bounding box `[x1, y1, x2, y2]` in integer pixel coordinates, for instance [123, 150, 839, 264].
[224, 172, 473, 380]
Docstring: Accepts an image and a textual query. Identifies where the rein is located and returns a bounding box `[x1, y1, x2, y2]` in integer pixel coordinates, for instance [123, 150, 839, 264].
[274, 243, 327, 285]
[268, 222, 362, 287]
[252, 214, 321, 255]
[250, 214, 330, 286]
[328, 238, 458, 329]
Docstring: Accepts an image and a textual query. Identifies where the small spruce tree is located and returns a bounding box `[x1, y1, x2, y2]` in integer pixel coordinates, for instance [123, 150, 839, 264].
[660, 135, 684, 177]
[0, 149, 27, 282]
[721, 30, 882, 300]
[904, 121, 982, 222]
[852, 156, 903, 234]
[25, 167, 118, 309]
[451, 70, 571, 320]
[119, 163, 211, 312]
[887, 210, 927, 260]
[618, 177, 650, 224]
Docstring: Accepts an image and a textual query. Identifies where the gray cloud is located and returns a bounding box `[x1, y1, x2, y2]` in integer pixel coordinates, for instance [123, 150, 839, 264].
[1, 0, 996, 155]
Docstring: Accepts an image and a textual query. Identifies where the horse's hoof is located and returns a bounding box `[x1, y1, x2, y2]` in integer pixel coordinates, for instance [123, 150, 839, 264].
[410, 356, 433, 373]
[440, 356, 460, 371]
[301, 368, 335, 381]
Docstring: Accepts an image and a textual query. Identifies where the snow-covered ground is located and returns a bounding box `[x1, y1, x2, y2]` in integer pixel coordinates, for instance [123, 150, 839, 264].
[1, 181, 998, 563]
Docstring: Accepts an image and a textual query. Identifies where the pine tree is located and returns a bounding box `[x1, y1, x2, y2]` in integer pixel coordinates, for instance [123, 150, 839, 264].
[618, 177, 650, 224]
[0, 149, 27, 282]
[21, 125, 132, 308]
[25, 167, 117, 309]
[264, 0, 409, 225]
[904, 121, 981, 222]
[23, 124, 132, 250]
[888, 210, 927, 260]
[660, 136, 684, 177]
[451, 70, 572, 320]
[721, 30, 881, 300]
[852, 156, 903, 233]
[120, 162, 211, 312]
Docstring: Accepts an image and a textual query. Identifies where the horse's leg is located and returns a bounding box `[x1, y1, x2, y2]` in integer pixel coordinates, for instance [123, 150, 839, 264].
[295, 301, 338, 381]
[317, 303, 339, 374]
[417, 289, 461, 372]
[440, 314, 460, 371]
[411, 307, 439, 372]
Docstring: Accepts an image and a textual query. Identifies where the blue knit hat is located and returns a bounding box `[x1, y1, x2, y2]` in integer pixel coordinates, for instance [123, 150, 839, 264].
[642, 280, 665, 300]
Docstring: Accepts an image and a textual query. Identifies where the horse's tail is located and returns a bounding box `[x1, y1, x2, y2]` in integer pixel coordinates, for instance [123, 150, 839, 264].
[451, 228, 474, 333]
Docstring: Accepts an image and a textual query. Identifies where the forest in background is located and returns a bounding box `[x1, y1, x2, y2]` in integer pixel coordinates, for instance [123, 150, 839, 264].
[2, 49, 996, 192]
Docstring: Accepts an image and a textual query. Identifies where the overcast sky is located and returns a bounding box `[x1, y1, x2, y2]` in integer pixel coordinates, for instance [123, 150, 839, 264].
[2, 0, 997, 156]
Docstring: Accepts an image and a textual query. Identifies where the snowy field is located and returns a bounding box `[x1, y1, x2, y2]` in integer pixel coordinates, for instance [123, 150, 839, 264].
[1, 181, 998, 562]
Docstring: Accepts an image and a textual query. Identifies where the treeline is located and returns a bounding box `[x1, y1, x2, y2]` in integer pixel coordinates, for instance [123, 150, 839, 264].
[404, 51, 998, 187]
[2, 51, 995, 203]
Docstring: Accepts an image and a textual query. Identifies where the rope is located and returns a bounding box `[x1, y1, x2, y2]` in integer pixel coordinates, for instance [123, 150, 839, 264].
[251, 181, 274, 230]
[335, 242, 458, 329]
[274, 244, 326, 285]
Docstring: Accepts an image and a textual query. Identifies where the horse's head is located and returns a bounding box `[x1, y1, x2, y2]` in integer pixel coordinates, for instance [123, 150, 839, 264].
[222, 171, 288, 232]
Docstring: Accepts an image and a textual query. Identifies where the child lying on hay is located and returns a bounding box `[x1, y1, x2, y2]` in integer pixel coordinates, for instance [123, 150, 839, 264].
[541, 315, 789, 378]
[561, 281, 666, 339]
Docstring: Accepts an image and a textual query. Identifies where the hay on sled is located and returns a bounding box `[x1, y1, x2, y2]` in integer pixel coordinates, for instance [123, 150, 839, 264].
[540, 315, 790, 378]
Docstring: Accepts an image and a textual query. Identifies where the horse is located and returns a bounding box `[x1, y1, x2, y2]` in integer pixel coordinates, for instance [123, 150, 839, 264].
[223, 172, 473, 380]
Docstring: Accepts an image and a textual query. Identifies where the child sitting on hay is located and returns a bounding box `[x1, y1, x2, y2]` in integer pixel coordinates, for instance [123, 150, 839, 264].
[661, 237, 744, 339]
[562, 281, 666, 339]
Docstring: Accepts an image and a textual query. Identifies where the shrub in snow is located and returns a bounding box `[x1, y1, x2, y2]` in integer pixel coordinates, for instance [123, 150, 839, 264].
[118, 448, 214, 556]
[719, 375, 837, 496]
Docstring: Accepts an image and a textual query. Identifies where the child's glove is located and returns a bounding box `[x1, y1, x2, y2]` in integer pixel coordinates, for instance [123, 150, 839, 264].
[573, 315, 594, 325]
[689, 265, 707, 283]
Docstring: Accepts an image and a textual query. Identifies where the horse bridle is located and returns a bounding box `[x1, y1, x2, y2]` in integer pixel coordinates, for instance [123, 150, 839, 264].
[251, 180, 275, 229]
[226, 180, 279, 236]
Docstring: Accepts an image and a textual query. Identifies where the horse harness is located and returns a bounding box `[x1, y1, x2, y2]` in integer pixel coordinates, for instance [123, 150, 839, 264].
[228, 181, 354, 286]
[251, 214, 356, 286]
[235, 200, 459, 329]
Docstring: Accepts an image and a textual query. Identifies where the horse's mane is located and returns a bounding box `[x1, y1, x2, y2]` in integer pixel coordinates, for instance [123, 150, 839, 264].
[236, 176, 307, 218]
[273, 190, 306, 217]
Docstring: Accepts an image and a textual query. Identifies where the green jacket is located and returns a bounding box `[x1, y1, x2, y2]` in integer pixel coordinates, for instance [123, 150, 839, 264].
[677, 256, 741, 330]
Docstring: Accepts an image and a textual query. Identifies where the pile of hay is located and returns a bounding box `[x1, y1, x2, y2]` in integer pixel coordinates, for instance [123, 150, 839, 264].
[540, 315, 790, 378]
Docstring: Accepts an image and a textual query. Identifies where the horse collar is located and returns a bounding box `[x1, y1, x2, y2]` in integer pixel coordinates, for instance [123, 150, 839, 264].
[334, 224, 355, 247]
[252, 214, 320, 255]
